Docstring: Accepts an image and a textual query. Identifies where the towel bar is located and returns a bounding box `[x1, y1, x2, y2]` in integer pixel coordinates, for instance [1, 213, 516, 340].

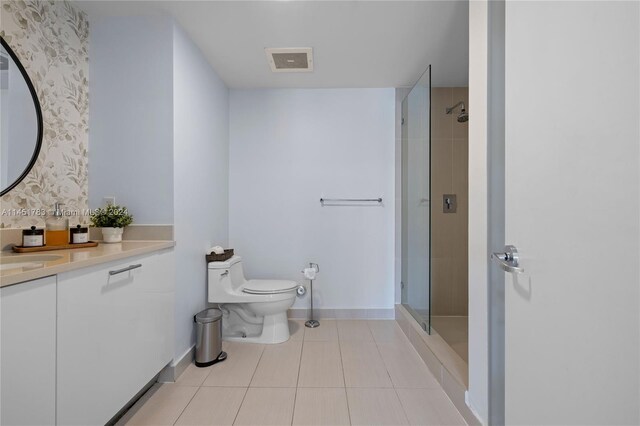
[319, 198, 382, 203]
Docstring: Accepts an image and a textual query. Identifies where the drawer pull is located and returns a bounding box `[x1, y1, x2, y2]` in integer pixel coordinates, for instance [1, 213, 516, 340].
[109, 264, 142, 276]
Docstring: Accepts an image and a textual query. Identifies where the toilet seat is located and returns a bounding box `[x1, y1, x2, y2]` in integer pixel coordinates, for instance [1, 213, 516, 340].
[242, 280, 298, 295]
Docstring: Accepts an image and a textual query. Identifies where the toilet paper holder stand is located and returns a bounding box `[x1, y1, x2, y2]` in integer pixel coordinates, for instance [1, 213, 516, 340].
[302, 263, 320, 328]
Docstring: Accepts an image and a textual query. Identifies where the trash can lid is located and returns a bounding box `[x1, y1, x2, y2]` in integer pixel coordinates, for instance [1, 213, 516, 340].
[195, 308, 223, 324]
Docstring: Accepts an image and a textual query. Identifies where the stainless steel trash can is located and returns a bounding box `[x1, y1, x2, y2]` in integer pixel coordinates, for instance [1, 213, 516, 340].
[194, 308, 227, 367]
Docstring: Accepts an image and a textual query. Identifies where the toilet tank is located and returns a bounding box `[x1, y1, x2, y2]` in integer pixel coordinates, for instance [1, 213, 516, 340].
[207, 256, 246, 301]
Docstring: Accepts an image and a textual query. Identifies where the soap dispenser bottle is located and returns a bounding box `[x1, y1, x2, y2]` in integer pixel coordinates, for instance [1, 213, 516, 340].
[45, 202, 69, 246]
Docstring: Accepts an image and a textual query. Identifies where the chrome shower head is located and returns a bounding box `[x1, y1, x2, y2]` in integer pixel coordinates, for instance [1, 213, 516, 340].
[446, 101, 468, 123]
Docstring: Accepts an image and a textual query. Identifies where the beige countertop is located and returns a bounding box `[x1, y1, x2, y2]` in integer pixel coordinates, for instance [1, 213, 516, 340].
[0, 240, 175, 288]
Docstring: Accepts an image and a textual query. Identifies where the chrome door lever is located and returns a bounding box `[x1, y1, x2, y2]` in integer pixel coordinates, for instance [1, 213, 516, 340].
[491, 245, 524, 274]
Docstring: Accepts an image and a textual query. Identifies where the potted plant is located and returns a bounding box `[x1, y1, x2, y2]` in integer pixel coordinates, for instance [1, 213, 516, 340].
[90, 204, 133, 243]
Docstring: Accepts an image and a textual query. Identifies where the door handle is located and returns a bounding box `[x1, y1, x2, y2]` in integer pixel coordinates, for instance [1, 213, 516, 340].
[491, 245, 524, 274]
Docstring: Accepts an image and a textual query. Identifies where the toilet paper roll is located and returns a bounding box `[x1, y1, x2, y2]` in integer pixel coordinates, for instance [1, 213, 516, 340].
[206, 246, 225, 255]
[303, 267, 317, 280]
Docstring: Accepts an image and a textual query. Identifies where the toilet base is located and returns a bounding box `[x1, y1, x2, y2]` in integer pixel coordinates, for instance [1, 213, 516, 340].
[223, 311, 291, 344]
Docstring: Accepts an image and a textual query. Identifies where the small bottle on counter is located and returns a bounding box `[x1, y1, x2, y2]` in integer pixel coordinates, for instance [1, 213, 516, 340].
[70, 224, 89, 244]
[45, 202, 69, 246]
[22, 226, 44, 247]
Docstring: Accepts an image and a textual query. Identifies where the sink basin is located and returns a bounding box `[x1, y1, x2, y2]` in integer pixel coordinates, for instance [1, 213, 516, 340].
[0, 254, 64, 271]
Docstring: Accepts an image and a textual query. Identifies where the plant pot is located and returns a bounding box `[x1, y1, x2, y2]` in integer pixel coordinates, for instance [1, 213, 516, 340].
[101, 227, 124, 243]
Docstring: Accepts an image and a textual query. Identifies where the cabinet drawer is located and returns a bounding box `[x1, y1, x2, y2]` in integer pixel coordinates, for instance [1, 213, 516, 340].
[57, 249, 174, 425]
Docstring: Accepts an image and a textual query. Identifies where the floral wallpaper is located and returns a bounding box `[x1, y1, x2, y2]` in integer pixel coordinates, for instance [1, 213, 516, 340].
[0, 0, 88, 228]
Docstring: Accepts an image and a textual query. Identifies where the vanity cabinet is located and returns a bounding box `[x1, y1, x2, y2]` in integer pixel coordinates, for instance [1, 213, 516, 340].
[56, 249, 174, 425]
[0, 276, 57, 426]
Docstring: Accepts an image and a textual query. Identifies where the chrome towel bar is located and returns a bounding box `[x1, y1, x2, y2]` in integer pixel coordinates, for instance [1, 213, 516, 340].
[320, 198, 382, 203]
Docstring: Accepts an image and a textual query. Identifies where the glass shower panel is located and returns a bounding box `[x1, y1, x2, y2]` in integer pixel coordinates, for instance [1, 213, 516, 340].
[401, 65, 431, 333]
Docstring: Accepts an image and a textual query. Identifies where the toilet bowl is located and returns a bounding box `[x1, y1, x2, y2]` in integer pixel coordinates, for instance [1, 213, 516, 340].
[208, 256, 298, 344]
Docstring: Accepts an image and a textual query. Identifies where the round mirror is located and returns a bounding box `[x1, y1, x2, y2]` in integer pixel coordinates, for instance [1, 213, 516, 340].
[0, 37, 43, 196]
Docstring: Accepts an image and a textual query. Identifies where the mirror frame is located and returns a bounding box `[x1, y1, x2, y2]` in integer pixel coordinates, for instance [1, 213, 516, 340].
[0, 36, 44, 196]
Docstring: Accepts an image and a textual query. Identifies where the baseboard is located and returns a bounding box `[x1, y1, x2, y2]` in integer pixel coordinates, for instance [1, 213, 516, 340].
[157, 346, 194, 383]
[106, 373, 159, 425]
[395, 304, 481, 426]
[288, 308, 394, 320]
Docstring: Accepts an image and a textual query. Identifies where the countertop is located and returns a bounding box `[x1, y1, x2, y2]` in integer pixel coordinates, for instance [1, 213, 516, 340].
[0, 240, 175, 287]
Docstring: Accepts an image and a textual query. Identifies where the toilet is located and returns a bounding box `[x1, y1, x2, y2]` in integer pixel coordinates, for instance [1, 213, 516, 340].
[208, 256, 298, 344]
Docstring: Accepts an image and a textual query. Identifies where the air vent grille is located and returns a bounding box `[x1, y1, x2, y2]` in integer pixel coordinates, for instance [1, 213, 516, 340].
[265, 48, 313, 73]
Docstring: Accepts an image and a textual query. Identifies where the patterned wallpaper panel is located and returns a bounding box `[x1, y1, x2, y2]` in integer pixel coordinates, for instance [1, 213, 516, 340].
[0, 0, 88, 228]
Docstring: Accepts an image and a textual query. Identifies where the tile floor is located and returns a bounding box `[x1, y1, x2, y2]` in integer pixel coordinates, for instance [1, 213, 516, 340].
[118, 320, 466, 426]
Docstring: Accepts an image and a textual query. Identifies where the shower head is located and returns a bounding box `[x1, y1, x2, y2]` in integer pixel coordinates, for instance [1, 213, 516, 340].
[446, 101, 468, 123]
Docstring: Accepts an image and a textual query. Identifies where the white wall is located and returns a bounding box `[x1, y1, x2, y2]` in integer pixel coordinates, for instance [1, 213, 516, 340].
[172, 23, 229, 360]
[90, 16, 230, 362]
[229, 89, 395, 315]
[468, 0, 489, 424]
[89, 16, 174, 223]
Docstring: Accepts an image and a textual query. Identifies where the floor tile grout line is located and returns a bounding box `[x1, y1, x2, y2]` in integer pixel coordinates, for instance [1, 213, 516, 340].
[291, 327, 306, 425]
[232, 344, 266, 425]
[366, 321, 396, 388]
[378, 320, 440, 385]
[247, 343, 267, 388]
[336, 324, 352, 425]
[171, 384, 201, 426]
[197, 359, 215, 387]
[230, 387, 249, 426]
[367, 321, 412, 426]
[391, 386, 413, 426]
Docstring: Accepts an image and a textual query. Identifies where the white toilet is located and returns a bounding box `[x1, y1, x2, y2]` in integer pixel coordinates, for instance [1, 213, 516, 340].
[208, 256, 298, 344]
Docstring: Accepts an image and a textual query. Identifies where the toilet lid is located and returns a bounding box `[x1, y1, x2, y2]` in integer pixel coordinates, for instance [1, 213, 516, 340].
[242, 280, 299, 295]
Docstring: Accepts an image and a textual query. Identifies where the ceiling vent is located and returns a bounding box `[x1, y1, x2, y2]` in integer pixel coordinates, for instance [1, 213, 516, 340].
[265, 47, 313, 73]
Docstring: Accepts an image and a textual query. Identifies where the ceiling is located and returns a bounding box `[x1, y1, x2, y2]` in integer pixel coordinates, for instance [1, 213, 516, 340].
[76, 1, 469, 89]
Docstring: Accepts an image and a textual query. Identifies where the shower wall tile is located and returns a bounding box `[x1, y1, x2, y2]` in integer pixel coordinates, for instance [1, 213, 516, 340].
[431, 137, 455, 260]
[452, 260, 469, 316]
[431, 212, 456, 260]
[430, 87, 469, 317]
[451, 134, 469, 315]
[431, 88, 453, 140]
[431, 138, 453, 194]
[430, 257, 453, 316]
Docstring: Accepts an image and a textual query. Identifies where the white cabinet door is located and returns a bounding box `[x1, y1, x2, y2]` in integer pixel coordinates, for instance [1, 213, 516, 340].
[57, 249, 174, 426]
[1, 276, 56, 426]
